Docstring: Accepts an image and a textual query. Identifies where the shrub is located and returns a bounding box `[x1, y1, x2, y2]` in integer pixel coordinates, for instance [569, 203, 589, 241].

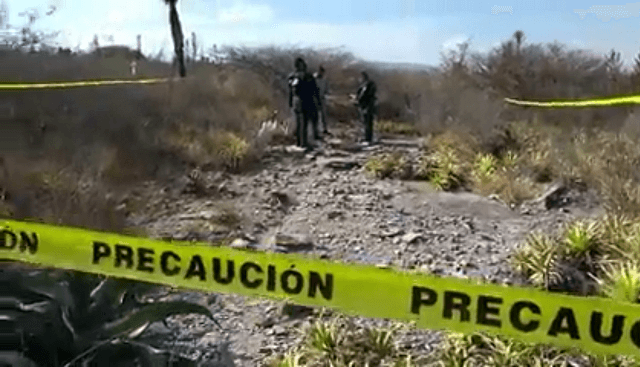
[364, 152, 411, 179]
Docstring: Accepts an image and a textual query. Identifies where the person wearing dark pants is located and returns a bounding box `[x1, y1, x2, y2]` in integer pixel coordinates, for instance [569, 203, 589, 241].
[356, 71, 377, 145]
[295, 108, 318, 148]
[362, 108, 374, 143]
[314, 66, 329, 135]
[288, 57, 320, 151]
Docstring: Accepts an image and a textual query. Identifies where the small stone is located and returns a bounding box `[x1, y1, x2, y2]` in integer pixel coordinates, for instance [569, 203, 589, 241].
[230, 238, 251, 249]
[379, 228, 402, 238]
[281, 304, 314, 318]
[324, 158, 358, 170]
[259, 345, 275, 353]
[199, 332, 219, 346]
[480, 234, 495, 242]
[257, 317, 277, 328]
[328, 210, 343, 219]
[444, 254, 455, 262]
[402, 232, 422, 244]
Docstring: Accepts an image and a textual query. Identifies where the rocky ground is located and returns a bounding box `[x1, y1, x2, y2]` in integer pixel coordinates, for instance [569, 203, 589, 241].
[122, 124, 603, 366]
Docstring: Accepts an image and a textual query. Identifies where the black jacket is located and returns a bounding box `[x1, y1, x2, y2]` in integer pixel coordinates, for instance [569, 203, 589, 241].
[357, 80, 377, 113]
[288, 70, 320, 111]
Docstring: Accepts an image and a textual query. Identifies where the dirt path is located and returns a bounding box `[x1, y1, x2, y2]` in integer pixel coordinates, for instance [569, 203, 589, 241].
[125, 127, 603, 366]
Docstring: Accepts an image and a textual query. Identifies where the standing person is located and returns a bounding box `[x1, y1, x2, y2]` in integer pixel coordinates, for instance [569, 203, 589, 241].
[356, 71, 377, 145]
[129, 59, 138, 76]
[288, 57, 321, 151]
[314, 65, 330, 136]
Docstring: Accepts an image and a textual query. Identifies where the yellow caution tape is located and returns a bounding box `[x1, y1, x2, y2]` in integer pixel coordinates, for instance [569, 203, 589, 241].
[2, 218, 640, 358]
[0, 77, 184, 90]
[504, 94, 640, 108]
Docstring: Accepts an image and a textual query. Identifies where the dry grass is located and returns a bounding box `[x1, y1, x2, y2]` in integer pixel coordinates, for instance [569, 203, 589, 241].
[270, 317, 638, 367]
[0, 155, 127, 232]
[375, 119, 422, 137]
[267, 316, 415, 367]
[364, 152, 412, 179]
[432, 331, 637, 367]
[161, 123, 253, 172]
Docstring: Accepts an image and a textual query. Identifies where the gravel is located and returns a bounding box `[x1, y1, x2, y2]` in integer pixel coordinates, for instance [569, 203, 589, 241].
[125, 131, 603, 366]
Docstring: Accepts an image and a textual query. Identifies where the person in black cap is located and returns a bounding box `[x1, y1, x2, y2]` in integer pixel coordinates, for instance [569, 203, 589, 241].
[355, 70, 377, 145]
[288, 57, 321, 150]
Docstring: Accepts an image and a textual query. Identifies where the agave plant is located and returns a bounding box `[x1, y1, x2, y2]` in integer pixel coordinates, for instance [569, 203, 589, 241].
[364, 153, 407, 179]
[273, 350, 305, 367]
[511, 232, 560, 288]
[0, 262, 220, 367]
[364, 324, 401, 358]
[598, 262, 640, 304]
[473, 153, 497, 179]
[305, 317, 343, 361]
[597, 214, 640, 263]
[561, 219, 599, 257]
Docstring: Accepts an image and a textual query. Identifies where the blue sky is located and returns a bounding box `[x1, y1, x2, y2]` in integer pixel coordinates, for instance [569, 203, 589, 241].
[2, 0, 640, 67]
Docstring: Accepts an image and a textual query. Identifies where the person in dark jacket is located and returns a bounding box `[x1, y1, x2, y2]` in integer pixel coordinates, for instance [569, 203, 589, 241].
[355, 71, 377, 144]
[288, 57, 321, 150]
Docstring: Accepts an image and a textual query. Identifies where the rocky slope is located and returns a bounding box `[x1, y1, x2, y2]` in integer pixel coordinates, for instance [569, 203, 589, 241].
[124, 127, 602, 366]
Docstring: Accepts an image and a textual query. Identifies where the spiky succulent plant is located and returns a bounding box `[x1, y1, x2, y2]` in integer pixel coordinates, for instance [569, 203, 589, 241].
[0, 262, 219, 367]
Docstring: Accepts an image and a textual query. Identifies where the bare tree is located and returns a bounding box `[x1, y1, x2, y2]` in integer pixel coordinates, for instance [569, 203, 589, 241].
[631, 49, 640, 91]
[91, 34, 100, 53]
[440, 40, 471, 80]
[605, 48, 623, 75]
[163, 0, 186, 77]
[513, 30, 525, 58]
[605, 48, 623, 93]
[0, 6, 60, 52]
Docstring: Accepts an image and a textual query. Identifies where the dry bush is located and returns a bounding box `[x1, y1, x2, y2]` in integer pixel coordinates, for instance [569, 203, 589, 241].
[374, 70, 434, 122]
[565, 130, 640, 217]
[415, 129, 480, 191]
[412, 32, 636, 141]
[374, 119, 421, 137]
[0, 49, 178, 177]
[156, 64, 276, 130]
[222, 45, 362, 125]
[0, 47, 291, 182]
[364, 152, 412, 180]
[222, 45, 357, 95]
[0, 154, 127, 232]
